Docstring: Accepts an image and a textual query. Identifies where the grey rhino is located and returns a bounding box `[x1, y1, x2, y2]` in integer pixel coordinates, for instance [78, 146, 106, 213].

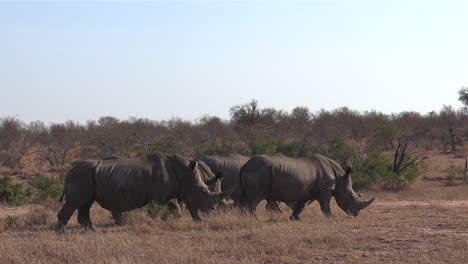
[239, 154, 374, 220]
[56, 153, 229, 232]
[201, 154, 282, 212]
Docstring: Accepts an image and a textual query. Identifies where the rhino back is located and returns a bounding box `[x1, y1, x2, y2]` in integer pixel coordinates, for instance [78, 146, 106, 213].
[242, 154, 338, 202]
[94, 156, 178, 212]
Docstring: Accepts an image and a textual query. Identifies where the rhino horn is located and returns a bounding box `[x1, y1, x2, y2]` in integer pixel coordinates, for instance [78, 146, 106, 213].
[220, 186, 236, 199]
[359, 197, 375, 210]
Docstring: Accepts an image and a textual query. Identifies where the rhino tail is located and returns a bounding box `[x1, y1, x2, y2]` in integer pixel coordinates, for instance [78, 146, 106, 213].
[58, 191, 65, 203]
[58, 163, 76, 203]
[238, 163, 248, 207]
[58, 169, 70, 203]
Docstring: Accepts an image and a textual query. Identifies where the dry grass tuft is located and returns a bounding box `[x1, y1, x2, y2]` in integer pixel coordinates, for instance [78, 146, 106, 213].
[23, 205, 50, 226]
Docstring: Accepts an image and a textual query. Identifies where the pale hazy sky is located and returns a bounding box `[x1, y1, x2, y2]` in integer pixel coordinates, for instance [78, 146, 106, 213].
[1, 0, 467, 123]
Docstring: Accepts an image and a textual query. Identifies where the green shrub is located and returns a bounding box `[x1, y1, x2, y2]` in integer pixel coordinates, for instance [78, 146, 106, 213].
[204, 141, 244, 156]
[30, 176, 64, 202]
[0, 176, 29, 205]
[277, 142, 320, 158]
[446, 164, 458, 186]
[353, 152, 392, 188]
[136, 141, 166, 157]
[250, 139, 278, 155]
[326, 138, 359, 167]
[145, 201, 181, 220]
[313, 137, 359, 167]
[4, 215, 18, 228]
[353, 152, 419, 189]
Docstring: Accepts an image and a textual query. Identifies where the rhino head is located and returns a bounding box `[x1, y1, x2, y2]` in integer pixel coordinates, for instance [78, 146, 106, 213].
[333, 167, 375, 216]
[195, 160, 232, 211]
[184, 160, 232, 213]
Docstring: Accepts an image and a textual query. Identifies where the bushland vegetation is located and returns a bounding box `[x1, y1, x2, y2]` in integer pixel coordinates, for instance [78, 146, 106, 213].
[2, 90, 468, 204]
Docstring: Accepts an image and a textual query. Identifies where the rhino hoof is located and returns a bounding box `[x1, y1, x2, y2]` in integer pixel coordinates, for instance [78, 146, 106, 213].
[55, 225, 66, 234]
[289, 215, 301, 221]
[84, 225, 97, 232]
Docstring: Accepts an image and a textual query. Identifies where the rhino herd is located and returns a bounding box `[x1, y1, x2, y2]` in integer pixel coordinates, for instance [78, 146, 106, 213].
[56, 153, 374, 232]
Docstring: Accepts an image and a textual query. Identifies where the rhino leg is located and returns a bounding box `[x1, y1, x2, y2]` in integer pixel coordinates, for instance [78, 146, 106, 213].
[318, 194, 334, 218]
[56, 202, 79, 233]
[188, 208, 202, 222]
[241, 198, 261, 216]
[77, 203, 96, 231]
[289, 201, 307, 221]
[111, 211, 124, 225]
[265, 200, 283, 213]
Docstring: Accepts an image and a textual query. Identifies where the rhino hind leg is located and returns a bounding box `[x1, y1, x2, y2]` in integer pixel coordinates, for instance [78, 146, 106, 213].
[111, 211, 124, 225]
[56, 202, 79, 233]
[289, 201, 307, 221]
[77, 203, 96, 231]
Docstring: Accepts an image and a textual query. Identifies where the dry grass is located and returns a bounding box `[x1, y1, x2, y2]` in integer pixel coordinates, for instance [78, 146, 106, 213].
[1, 150, 468, 263]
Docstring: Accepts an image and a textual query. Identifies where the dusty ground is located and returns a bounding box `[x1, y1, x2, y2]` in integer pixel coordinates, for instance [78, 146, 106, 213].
[0, 150, 467, 263]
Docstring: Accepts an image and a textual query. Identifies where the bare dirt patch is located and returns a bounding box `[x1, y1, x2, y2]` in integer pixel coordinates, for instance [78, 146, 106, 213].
[0, 205, 34, 219]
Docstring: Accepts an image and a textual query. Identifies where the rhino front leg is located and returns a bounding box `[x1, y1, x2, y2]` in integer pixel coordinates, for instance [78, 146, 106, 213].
[240, 197, 262, 217]
[77, 203, 96, 231]
[188, 208, 202, 222]
[318, 194, 334, 218]
[111, 211, 124, 225]
[289, 201, 307, 221]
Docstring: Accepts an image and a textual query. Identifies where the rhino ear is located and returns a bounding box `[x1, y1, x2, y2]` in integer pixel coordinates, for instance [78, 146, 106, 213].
[345, 166, 353, 177]
[189, 160, 198, 170]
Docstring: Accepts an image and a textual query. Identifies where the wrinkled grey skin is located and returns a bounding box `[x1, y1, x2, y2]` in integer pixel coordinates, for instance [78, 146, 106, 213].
[239, 154, 375, 220]
[201, 155, 283, 212]
[56, 153, 229, 232]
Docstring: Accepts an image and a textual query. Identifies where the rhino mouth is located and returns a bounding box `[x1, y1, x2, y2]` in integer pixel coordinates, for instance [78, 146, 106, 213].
[348, 197, 375, 216]
[346, 209, 359, 217]
[340, 196, 375, 216]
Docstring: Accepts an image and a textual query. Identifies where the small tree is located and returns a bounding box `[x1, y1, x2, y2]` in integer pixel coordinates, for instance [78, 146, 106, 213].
[229, 100, 262, 128]
[458, 87, 468, 106]
[372, 120, 400, 150]
[0, 117, 34, 168]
